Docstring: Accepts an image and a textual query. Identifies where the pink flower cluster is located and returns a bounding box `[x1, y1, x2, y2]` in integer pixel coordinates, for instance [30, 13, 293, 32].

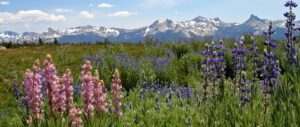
[63, 69, 74, 111]
[69, 107, 83, 127]
[93, 70, 108, 112]
[81, 60, 95, 118]
[43, 54, 60, 113]
[21, 54, 124, 126]
[23, 59, 43, 123]
[111, 69, 123, 116]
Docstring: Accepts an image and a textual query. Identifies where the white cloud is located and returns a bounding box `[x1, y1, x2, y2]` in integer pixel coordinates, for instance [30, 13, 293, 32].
[24, 24, 30, 28]
[98, 3, 113, 8]
[55, 9, 73, 13]
[79, 11, 95, 19]
[0, 1, 10, 5]
[0, 10, 66, 26]
[108, 11, 138, 17]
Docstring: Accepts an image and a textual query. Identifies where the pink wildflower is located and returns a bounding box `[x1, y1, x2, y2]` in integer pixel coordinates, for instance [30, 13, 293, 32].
[69, 107, 83, 127]
[93, 70, 108, 112]
[111, 69, 123, 116]
[55, 78, 66, 114]
[81, 60, 94, 118]
[42, 54, 59, 113]
[63, 69, 74, 112]
[23, 59, 43, 123]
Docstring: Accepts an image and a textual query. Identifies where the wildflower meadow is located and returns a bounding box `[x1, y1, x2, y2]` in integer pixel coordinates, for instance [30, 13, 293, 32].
[1, 0, 300, 127]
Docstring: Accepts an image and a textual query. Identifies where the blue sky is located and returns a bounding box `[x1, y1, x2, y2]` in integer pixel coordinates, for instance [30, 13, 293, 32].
[0, 0, 298, 32]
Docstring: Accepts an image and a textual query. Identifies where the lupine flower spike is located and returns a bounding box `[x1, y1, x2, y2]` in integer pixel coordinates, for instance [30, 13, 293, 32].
[111, 69, 123, 116]
[93, 70, 108, 112]
[13, 75, 20, 100]
[55, 78, 67, 116]
[284, 0, 299, 65]
[43, 54, 59, 113]
[261, 22, 281, 114]
[81, 60, 95, 118]
[232, 36, 250, 105]
[23, 59, 43, 124]
[69, 107, 83, 127]
[200, 43, 213, 102]
[249, 36, 260, 97]
[63, 69, 74, 112]
[214, 39, 226, 92]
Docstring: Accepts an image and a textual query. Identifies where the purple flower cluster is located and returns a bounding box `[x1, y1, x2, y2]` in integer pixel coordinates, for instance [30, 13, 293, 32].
[232, 36, 250, 105]
[138, 80, 193, 109]
[249, 37, 260, 95]
[284, 0, 299, 64]
[115, 53, 140, 70]
[83, 53, 140, 71]
[13, 75, 20, 100]
[200, 40, 226, 101]
[261, 22, 281, 113]
[213, 39, 226, 86]
[139, 80, 192, 99]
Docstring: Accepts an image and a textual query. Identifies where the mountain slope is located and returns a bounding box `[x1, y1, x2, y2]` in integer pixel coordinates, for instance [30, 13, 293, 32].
[0, 15, 295, 43]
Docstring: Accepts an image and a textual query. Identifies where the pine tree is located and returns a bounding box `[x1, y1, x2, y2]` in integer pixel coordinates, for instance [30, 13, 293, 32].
[38, 38, 44, 45]
[53, 38, 59, 45]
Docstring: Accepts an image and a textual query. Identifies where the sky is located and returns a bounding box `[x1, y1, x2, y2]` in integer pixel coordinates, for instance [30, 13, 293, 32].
[0, 0, 298, 32]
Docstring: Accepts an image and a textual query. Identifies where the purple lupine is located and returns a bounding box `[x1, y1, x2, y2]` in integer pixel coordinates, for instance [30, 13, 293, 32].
[214, 39, 226, 87]
[249, 36, 260, 96]
[115, 53, 140, 70]
[153, 57, 170, 72]
[81, 60, 95, 118]
[284, 0, 299, 64]
[261, 22, 281, 114]
[200, 43, 214, 102]
[232, 36, 250, 105]
[74, 80, 81, 98]
[201, 41, 225, 101]
[23, 60, 43, 123]
[13, 75, 20, 100]
[83, 54, 105, 69]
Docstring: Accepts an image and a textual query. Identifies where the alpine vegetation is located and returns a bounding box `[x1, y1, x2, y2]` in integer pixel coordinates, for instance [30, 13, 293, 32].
[110, 69, 123, 116]
[81, 60, 95, 118]
[249, 36, 260, 95]
[200, 40, 226, 102]
[232, 36, 250, 105]
[213, 39, 227, 90]
[4, 0, 300, 127]
[18, 54, 127, 126]
[23, 60, 44, 124]
[284, 0, 300, 65]
[200, 42, 215, 102]
[261, 22, 281, 114]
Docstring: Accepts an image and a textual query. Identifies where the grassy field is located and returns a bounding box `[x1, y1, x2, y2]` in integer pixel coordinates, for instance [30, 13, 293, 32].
[0, 41, 300, 126]
[0, 44, 144, 107]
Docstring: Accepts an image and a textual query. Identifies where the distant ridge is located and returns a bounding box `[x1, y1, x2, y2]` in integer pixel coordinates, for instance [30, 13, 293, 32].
[0, 15, 295, 43]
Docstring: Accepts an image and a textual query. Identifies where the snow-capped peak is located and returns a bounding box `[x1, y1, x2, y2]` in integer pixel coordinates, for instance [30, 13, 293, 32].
[193, 16, 208, 22]
[1, 14, 299, 43]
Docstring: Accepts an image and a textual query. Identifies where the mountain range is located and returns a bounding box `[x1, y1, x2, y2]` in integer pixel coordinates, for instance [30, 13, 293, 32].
[0, 14, 297, 43]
